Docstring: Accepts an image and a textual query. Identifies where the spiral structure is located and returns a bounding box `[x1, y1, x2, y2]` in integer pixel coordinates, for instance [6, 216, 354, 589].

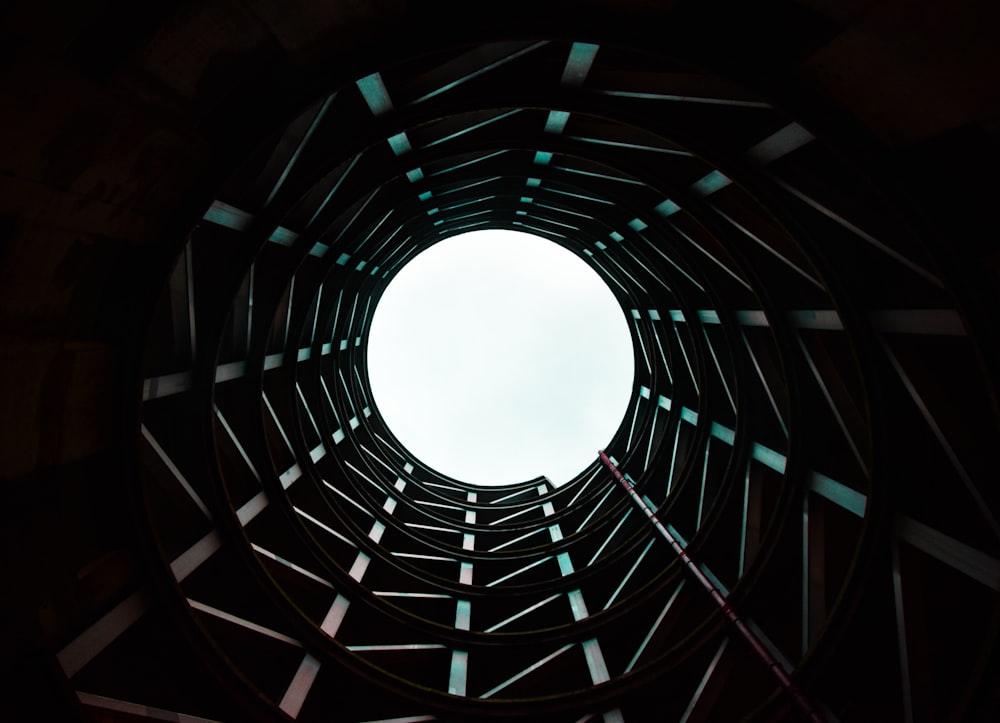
[4, 4, 1000, 723]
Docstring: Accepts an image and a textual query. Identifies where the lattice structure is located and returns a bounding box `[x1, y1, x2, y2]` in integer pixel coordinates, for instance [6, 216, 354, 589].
[4, 5, 999, 723]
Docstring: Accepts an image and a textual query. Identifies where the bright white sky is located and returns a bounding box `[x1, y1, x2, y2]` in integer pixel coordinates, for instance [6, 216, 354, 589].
[366, 229, 635, 486]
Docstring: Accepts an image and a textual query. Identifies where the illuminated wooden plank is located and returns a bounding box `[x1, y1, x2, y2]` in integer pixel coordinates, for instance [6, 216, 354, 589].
[896, 515, 1000, 590]
[142, 371, 191, 400]
[141, 424, 212, 519]
[279, 653, 321, 718]
[77, 692, 221, 723]
[188, 598, 301, 647]
[479, 644, 574, 698]
[57, 590, 150, 678]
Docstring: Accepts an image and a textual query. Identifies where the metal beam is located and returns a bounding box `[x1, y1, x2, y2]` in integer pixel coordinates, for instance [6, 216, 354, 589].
[896, 514, 1000, 590]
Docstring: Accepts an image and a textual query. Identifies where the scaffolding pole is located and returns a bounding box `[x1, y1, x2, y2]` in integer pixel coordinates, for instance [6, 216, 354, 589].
[598, 450, 824, 723]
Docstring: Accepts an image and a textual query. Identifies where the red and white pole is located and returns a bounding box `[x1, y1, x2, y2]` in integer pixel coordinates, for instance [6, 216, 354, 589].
[598, 450, 823, 723]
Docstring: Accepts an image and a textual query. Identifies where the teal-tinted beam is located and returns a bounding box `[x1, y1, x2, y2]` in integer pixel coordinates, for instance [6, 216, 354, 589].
[632, 240, 703, 292]
[353, 208, 394, 253]
[544, 110, 570, 134]
[424, 109, 522, 148]
[435, 176, 503, 198]
[440, 220, 491, 235]
[702, 328, 736, 412]
[203, 200, 252, 231]
[655, 198, 681, 217]
[692, 170, 732, 196]
[387, 132, 412, 156]
[668, 221, 753, 290]
[554, 165, 643, 185]
[330, 188, 379, 245]
[356, 72, 393, 115]
[562, 42, 599, 86]
[513, 212, 577, 231]
[429, 150, 508, 177]
[307, 153, 361, 228]
[605, 252, 648, 293]
[713, 206, 824, 288]
[266, 92, 336, 207]
[593, 88, 770, 108]
[532, 201, 593, 220]
[587, 256, 629, 293]
[751, 442, 786, 473]
[673, 325, 700, 396]
[432, 209, 491, 226]
[568, 135, 692, 155]
[410, 41, 548, 104]
[366, 221, 405, 260]
[268, 226, 298, 246]
[709, 422, 735, 445]
[436, 195, 496, 213]
[511, 221, 568, 239]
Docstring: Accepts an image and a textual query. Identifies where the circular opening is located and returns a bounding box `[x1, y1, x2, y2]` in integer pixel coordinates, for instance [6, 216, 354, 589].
[367, 229, 635, 486]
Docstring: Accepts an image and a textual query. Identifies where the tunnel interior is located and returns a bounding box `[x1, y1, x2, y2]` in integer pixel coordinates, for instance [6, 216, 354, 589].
[2, 3, 1000, 722]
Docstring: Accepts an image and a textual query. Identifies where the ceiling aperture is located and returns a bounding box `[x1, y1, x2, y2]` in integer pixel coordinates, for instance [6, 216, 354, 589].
[366, 229, 635, 487]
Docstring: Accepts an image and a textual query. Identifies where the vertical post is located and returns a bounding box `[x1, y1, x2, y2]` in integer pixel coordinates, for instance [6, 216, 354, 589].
[803, 491, 826, 654]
